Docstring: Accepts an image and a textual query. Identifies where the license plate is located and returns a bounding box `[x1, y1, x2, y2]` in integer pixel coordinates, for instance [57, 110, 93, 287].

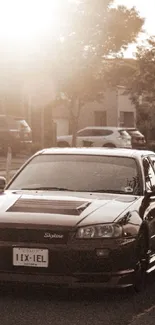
[13, 248, 48, 268]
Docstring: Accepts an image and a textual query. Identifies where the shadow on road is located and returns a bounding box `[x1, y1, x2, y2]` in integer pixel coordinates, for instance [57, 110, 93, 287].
[0, 273, 155, 325]
[1, 272, 155, 302]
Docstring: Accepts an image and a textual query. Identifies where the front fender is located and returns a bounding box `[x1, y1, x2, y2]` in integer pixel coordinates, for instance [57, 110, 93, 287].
[118, 211, 143, 238]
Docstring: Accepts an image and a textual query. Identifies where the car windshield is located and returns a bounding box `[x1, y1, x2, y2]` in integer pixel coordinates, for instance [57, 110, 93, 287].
[8, 154, 141, 195]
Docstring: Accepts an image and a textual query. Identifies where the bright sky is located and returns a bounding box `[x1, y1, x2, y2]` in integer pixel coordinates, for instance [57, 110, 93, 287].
[115, 0, 155, 57]
[0, 0, 153, 60]
[0, 0, 67, 62]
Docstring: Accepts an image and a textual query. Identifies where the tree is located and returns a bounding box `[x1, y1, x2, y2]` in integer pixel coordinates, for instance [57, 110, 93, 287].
[52, 0, 144, 145]
[128, 37, 155, 140]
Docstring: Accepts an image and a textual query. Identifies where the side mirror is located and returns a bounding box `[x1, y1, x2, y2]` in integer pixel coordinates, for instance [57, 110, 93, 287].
[0, 177, 6, 192]
[144, 186, 155, 200]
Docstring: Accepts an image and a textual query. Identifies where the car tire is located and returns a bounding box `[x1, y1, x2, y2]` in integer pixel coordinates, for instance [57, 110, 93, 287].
[103, 143, 116, 148]
[57, 142, 70, 148]
[133, 231, 149, 293]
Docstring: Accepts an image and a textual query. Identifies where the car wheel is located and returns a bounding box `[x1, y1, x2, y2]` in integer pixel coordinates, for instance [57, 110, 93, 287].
[134, 231, 149, 293]
[57, 141, 70, 148]
[103, 143, 116, 148]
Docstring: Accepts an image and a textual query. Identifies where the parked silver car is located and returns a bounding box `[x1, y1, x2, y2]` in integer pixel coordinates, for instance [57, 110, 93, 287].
[57, 126, 132, 148]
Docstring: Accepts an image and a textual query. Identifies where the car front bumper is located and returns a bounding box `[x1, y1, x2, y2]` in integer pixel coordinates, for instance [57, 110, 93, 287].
[0, 268, 135, 288]
[0, 237, 137, 289]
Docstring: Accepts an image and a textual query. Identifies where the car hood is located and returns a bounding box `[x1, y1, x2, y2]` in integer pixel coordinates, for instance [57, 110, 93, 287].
[0, 190, 142, 227]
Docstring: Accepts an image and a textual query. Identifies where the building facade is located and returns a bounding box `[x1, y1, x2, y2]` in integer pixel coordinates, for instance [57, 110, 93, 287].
[52, 86, 136, 136]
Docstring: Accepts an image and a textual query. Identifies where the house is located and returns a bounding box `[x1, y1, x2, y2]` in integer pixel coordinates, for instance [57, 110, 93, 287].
[51, 86, 136, 137]
[0, 82, 136, 142]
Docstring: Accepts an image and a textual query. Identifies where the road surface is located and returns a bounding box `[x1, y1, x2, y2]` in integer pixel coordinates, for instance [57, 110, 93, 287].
[0, 274, 154, 324]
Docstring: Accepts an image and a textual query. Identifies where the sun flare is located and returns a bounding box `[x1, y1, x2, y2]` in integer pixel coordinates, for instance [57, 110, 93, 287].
[0, 0, 64, 47]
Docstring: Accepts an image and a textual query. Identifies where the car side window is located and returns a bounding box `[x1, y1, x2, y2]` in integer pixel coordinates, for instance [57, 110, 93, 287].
[143, 157, 155, 191]
[77, 129, 92, 137]
[91, 129, 113, 136]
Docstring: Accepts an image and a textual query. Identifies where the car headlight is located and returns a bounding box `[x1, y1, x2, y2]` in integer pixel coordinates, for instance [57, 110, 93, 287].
[76, 224, 122, 239]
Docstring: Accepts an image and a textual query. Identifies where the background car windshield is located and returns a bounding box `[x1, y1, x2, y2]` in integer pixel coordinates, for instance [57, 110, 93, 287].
[15, 119, 31, 131]
[8, 154, 140, 195]
[126, 129, 144, 138]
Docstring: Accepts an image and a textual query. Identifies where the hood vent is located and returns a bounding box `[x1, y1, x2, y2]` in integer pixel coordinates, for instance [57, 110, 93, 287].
[7, 198, 91, 215]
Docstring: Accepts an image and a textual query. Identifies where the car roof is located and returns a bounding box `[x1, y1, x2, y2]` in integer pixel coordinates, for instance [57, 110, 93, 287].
[78, 126, 140, 132]
[38, 147, 155, 159]
[79, 126, 124, 131]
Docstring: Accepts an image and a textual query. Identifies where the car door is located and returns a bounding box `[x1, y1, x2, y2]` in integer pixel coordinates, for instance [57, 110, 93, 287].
[77, 129, 109, 147]
[76, 129, 94, 147]
[142, 156, 155, 254]
[90, 129, 113, 147]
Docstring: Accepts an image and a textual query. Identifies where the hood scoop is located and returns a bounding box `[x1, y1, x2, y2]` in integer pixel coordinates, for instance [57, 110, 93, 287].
[7, 198, 91, 215]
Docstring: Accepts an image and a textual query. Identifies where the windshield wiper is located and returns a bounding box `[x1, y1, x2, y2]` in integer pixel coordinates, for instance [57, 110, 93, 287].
[89, 190, 130, 194]
[21, 187, 75, 191]
[20, 187, 133, 194]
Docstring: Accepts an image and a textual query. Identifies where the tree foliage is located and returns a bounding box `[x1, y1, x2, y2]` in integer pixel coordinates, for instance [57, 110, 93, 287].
[127, 37, 155, 140]
[51, 0, 144, 144]
[55, 1, 144, 96]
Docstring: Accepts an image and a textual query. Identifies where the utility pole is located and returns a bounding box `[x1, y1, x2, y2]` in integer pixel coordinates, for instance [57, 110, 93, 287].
[41, 106, 45, 148]
[1, 93, 6, 114]
[28, 94, 32, 127]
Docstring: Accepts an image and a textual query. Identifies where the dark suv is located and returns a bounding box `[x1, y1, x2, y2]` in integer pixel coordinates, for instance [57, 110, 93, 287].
[0, 115, 20, 155]
[14, 117, 32, 151]
[124, 128, 146, 149]
[0, 115, 32, 155]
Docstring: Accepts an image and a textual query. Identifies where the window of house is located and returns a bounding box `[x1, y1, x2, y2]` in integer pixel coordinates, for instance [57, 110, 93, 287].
[120, 111, 134, 127]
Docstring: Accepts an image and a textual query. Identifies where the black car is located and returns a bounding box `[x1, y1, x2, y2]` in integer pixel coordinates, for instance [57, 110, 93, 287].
[0, 115, 20, 155]
[0, 148, 155, 292]
[124, 128, 146, 149]
[14, 117, 32, 152]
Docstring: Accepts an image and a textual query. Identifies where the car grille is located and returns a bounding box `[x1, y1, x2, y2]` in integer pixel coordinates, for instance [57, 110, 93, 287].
[7, 198, 90, 215]
[0, 248, 112, 274]
[0, 228, 69, 244]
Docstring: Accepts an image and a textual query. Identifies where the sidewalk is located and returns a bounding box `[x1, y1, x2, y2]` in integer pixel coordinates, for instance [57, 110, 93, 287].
[131, 305, 155, 325]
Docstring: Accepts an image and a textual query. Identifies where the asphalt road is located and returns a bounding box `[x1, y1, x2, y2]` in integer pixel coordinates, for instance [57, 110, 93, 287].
[0, 274, 155, 325]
